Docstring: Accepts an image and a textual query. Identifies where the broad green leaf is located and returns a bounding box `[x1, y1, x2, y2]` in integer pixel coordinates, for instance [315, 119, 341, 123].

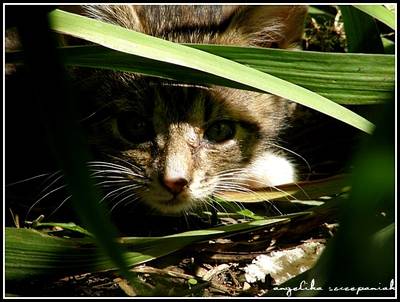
[6, 214, 304, 281]
[47, 9, 375, 134]
[267, 99, 395, 297]
[189, 44, 394, 105]
[308, 6, 335, 17]
[8, 45, 393, 105]
[217, 174, 350, 203]
[353, 5, 396, 30]
[340, 6, 384, 53]
[9, 7, 139, 292]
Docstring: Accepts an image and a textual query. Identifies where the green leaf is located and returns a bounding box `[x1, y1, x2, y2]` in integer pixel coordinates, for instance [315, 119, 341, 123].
[236, 209, 265, 220]
[308, 6, 335, 17]
[353, 5, 396, 30]
[9, 8, 141, 293]
[6, 214, 303, 281]
[189, 44, 394, 105]
[217, 174, 350, 203]
[267, 100, 395, 297]
[340, 5, 384, 53]
[7, 45, 394, 105]
[46, 9, 375, 134]
[382, 37, 395, 54]
[188, 278, 198, 285]
[33, 222, 94, 237]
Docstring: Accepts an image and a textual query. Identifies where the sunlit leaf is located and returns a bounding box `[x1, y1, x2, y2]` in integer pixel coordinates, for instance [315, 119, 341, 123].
[353, 5, 395, 29]
[46, 9, 375, 133]
[6, 214, 305, 281]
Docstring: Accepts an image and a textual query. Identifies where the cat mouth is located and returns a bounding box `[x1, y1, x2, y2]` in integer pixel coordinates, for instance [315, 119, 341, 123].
[142, 185, 197, 213]
[153, 194, 195, 213]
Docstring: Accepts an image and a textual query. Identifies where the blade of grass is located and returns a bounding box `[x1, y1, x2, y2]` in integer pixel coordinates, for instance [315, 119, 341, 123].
[217, 174, 350, 203]
[353, 4, 395, 30]
[340, 5, 384, 53]
[267, 99, 395, 297]
[308, 6, 335, 17]
[11, 7, 148, 295]
[47, 9, 375, 134]
[32, 222, 94, 237]
[7, 44, 394, 105]
[6, 213, 306, 281]
[382, 37, 395, 54]
[188, 44, 394, 105]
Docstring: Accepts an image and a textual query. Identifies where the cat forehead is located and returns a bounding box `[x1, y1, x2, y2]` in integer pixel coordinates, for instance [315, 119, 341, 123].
[113, 83, 267, 125]
[138, 84, 215, 125]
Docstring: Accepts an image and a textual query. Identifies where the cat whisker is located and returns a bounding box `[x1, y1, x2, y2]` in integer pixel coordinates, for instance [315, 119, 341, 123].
[218, 168, 299, 198]
[5, 173, 54, 187]
[110, 194, 141, 213]
[91, 175, 130, 180]
[222, 174, 299, 202]
[79, 100, 115, 124]
[27, 184, 67, 220]
[87, 160, 147, 180]
[48, 195, 72, 218]
[214, 184, 252, 194]
[39, 170, 64, 184]
[100, 184, 142, 204]
[104, 155, 144, 174]
[214, 179, 284, 215]
[283, 181, 311, 200]
[214, 186, 253, 195]
[94, 179, 133, 188]
[89, 169, 147, 181]
[201, 196, 227, 217]
[215, 168, 246, 176]
[266, 142, 312, 177]
[210, 195, 245, 215]
[109, 185, 142, 203]
[87, 161, 133, 172]
[216, 177, 253, 186]
[90, 167, 146, 176]
[38, 174, 65, 197]
[121, 193, 142, 208]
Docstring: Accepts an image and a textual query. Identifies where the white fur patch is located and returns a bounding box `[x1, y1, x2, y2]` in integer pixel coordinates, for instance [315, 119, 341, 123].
[245, 152, 296, 187]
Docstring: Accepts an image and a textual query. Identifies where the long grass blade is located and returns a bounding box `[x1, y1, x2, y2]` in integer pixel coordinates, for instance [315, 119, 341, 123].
[340, 5, 383, 53]
[6, 213, 305, 281]
[353, 5, 395, 30]
[7, 44, 393, 105]
[46, 9, 375, 134]
[217, 174, 350, 203]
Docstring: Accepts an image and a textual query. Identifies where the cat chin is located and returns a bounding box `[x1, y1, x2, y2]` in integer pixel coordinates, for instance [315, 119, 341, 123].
[140, 189, 197, 214]
[245, 152, 297, 188]
[147, 197, 196, 214]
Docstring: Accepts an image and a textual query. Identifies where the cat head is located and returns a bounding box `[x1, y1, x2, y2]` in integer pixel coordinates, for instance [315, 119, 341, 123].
[82, 5, 307, 47]
[72, 5, 307, 213]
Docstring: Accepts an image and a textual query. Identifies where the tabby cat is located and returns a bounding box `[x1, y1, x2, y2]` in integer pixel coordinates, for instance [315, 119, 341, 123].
[7, 5, 309, 216]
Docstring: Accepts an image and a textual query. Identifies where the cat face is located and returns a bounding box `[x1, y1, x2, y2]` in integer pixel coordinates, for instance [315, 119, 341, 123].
[71, 5, 306, 213]
[78, 73, 295, 213]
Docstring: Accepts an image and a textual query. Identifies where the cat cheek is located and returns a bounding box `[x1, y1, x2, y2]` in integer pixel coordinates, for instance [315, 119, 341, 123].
[186, 170, 210, 199]
[121, 149, 152, 167]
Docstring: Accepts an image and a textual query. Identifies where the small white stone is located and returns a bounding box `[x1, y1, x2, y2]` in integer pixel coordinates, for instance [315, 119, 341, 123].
[243, 242, 325, 285]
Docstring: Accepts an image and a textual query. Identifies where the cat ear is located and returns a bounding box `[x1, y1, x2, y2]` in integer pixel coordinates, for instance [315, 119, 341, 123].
[220, 5, 308, 48]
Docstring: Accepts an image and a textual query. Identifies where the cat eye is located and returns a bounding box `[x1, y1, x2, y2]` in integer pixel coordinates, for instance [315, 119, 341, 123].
[204, 121, 236, 143]
[116, 112, 155, 144]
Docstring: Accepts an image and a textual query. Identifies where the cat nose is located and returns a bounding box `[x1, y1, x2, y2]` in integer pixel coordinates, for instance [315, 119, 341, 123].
[161, 176, 189, 194]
